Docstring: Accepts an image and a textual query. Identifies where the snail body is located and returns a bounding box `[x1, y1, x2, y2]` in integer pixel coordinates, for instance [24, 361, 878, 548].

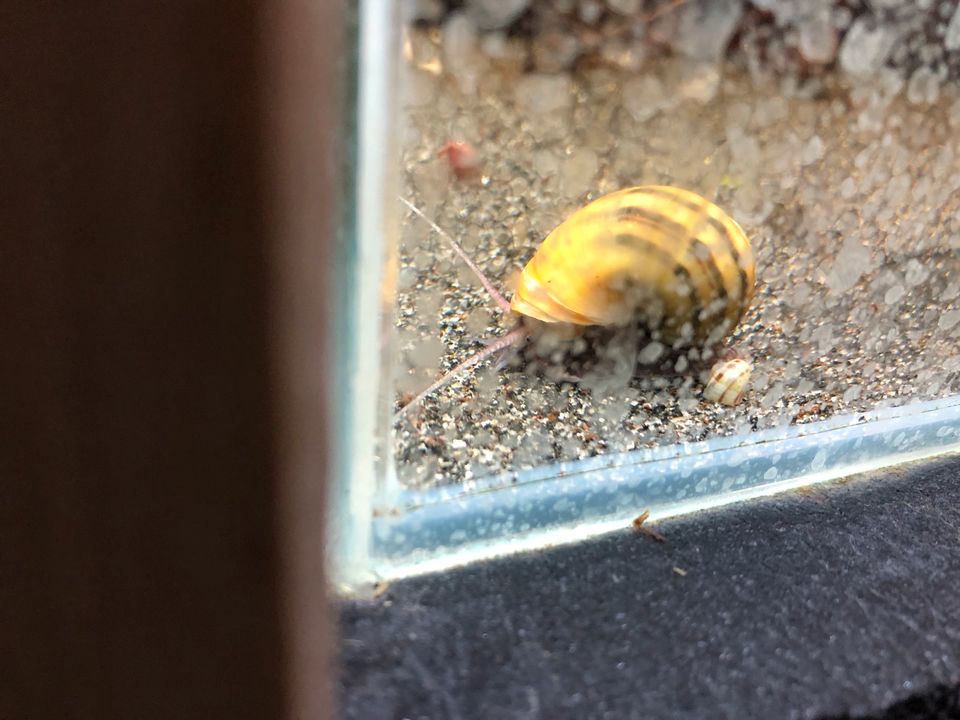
[397, 187, 756, 417]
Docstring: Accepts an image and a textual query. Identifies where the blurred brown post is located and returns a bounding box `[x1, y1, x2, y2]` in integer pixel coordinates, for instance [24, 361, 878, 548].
[2, 2, 344, 718]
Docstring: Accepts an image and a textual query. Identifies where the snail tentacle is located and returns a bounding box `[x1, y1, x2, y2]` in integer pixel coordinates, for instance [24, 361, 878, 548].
[394, 326, 527, 421]
[399, 196, 513, 314]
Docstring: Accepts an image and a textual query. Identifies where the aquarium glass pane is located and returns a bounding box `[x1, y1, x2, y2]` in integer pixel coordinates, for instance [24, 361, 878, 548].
[348, 0, 960, 583]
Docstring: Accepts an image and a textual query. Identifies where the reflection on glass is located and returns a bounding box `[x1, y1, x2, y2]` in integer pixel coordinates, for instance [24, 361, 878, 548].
[388, 1, 960, 496]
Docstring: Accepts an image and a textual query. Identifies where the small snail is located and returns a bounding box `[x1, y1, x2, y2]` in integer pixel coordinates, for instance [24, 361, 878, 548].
[703, 357, 752, 407]
[397, 186, 756, 418]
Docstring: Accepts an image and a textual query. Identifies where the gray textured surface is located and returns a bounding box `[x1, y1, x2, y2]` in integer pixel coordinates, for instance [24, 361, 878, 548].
[340, 456, 960, 719]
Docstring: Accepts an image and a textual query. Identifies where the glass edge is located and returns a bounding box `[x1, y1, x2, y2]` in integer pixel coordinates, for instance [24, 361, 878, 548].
[369, 396, 960, 581]
[328, 0, 397, 592]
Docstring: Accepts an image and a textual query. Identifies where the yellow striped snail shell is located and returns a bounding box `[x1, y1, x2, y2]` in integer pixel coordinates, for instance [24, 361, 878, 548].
[703, 357, 752, 407]
[512, 185, 756, 348]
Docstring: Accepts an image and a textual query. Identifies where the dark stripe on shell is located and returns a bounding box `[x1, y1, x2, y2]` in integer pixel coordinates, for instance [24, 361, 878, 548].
[686, 238, 728, 318]
[616, 204, 720, 320]
[672, 264, 700, 339]
[638, 187, 749, 303]
[615, 204, 691, 244]
[612, 232, 700, 336]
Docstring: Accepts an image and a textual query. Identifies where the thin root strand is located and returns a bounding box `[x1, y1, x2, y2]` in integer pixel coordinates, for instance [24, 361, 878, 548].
[394, 326, 527, 421]
[399, 196, 513, 315]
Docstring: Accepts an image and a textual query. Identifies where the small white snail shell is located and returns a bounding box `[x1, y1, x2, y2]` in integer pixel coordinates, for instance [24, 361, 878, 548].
[703, 357, 752, 407]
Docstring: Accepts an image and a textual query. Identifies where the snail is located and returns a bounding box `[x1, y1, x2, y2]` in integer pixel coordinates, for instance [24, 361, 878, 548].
[396, 185, 756, 419]
[702, 357, 752, 407]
